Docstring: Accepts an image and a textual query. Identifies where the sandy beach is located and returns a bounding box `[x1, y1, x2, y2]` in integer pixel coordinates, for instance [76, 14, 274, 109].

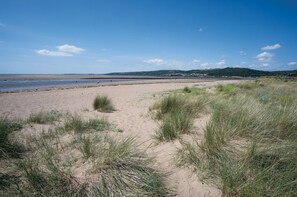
[0, 79, 241, 196]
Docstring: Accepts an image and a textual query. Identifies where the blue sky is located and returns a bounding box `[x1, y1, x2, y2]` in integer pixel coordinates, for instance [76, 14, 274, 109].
[0, 0, 297, 74]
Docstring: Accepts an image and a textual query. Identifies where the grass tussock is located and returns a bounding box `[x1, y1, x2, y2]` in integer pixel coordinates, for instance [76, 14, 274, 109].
[152, 92, 209, 142]
[28, 110, 62, 124]
[183, 86, 207, 95]
[1, 113, 169, 196]
[177, 79, 297, 196]
[19, 135, 168, 196]
[93, 95, 115, 113]
[155, 110, 193, 141]
[17, 157, 86, 196]
[0, 117, 23, 159]
[91, 137, 169, 196]
[183, 86, 191, 93]
[64, 114, 111, 133]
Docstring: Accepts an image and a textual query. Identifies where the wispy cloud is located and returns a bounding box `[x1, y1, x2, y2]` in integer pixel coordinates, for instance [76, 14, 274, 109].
[35, 49, 73, 57]
[143, 58, 167, 65]
[198, 27, 203, 32]
[217, 59, 226, 66]
[192, 59, 200, 63]
[57, 44, 85, 54]
[256, 51, 273, 62]
[261, 63, 269, 67]
[288, 61, 297, 66]
[200, 63, 210, 67]
[239, 51, 246, 55]
[261, 43, 281, 50]
[36, 44, 85, 57]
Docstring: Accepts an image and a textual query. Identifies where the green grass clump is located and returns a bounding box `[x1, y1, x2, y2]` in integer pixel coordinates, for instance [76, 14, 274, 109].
[18, 132, 169, 196]
[181, 86, 207, 95]
[158, 93, 209, 117]
[177, 80, 297, 196]
[159, 95, 185, 115]
[18, 156, 86, 196]
[28, 110, 62, 124]
[0, 117, 23, 158]
[217, 84, 238, 95]
[91, 137, 169, 196]
[152, 93, 209, 142]
[183, 86, 191, 93]
[93, 95, 115, 113]
[79, 136, 93, 159]
[155, 110, 193, 141]
[64, 114, 111, 133]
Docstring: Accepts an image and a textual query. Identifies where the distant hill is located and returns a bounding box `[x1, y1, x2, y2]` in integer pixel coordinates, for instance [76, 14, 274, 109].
[107, 67, 297, 77]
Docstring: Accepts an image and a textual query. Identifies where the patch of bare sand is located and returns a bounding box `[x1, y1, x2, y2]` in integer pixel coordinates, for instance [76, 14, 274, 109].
[0, 80, 240, 196]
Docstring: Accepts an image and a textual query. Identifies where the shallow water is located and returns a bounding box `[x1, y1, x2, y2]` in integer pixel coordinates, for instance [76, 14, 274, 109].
[0, 78, 138, 92]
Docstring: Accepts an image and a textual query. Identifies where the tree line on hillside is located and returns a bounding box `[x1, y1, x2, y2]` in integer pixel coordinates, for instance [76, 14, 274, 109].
[108, 67, 297, 77]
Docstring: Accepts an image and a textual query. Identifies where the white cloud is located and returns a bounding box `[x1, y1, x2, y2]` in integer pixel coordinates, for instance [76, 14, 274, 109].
[0, 22, 5, 27]
[256, 51, 273, 62]
[248, 64, 256, 68]
[261, 63, 269, 67]
[239, 51, 246, 55]
[201, 63, 209, 67]
[217, 59, 226, 66]
[261, 43, 281, 51]
[35, 49, 73, 57]
[97, 59, 110, 63]
[36, 44, 84, 57]
[288, 62, 297, 66]
[143, 58, 167, 65]
[57, 44, 85, 54]
[192, 59, 200, 63]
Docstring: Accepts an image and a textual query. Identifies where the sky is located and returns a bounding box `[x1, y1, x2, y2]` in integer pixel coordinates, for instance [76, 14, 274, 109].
[0, 0, 297, 74]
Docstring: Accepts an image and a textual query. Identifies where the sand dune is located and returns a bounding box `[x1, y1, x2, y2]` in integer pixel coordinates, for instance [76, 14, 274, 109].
[0, 79, 240, 196]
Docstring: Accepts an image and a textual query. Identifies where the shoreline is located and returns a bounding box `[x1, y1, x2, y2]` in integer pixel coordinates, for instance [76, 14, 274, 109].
[0, 78, 248, 94]
[0, 79, 243, 196]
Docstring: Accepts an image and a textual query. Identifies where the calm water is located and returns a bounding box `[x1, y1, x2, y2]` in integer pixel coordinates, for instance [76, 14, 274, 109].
[0, 78, 138, 92]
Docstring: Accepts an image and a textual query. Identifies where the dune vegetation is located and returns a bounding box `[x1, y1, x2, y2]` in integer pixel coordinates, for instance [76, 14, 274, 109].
[93, 95, 115, 113]
[0, 112, 169, 195]
[150, 88, 210, 142]
[173, 78, 297, 196]
[1, 78, 296, 196]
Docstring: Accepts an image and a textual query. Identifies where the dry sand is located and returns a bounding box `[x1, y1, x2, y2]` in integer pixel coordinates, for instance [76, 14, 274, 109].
[0, 79, 241, 196]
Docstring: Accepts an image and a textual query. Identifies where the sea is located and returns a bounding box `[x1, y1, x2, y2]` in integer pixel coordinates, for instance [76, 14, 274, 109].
[0, 77, 140, 92]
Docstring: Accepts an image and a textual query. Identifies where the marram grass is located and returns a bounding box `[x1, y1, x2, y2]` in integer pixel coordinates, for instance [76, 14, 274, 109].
[93, 95, 115, 113]
[177, 80, 297, 197]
